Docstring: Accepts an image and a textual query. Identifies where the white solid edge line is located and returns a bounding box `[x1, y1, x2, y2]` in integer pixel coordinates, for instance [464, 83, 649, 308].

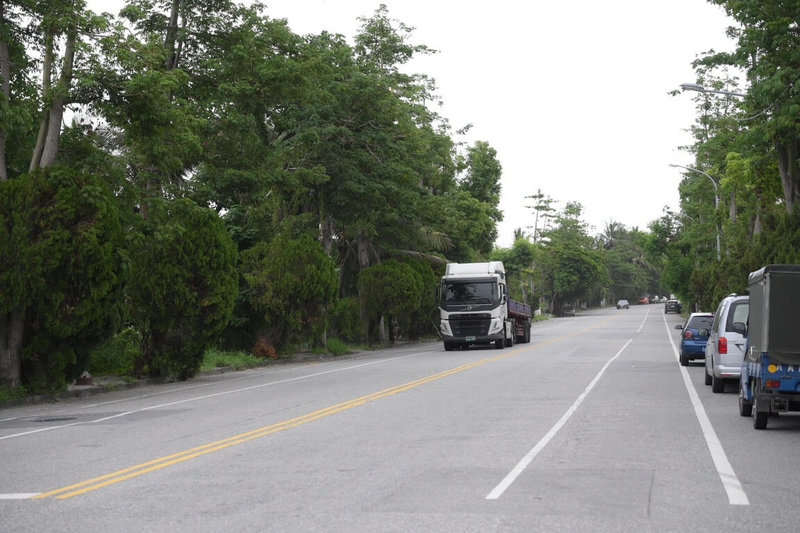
[662, 313, 749, 506]
[0, 493, 41, 500]
[485, 338, 633, 500]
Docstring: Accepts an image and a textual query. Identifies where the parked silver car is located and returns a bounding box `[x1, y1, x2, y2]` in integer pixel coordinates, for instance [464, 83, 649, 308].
[705, 294, 749, 393]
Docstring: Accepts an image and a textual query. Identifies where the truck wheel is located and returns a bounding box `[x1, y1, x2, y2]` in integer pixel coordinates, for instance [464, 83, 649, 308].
[505, 322, 515, 347]
[711, 373, 725, 393]
[738, 381, 752, 417]
[525, 323, 531, 343]
[444, 342, 454, 351]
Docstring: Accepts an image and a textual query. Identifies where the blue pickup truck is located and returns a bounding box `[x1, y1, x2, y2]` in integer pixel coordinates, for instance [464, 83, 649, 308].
[739, 264, 800, 429]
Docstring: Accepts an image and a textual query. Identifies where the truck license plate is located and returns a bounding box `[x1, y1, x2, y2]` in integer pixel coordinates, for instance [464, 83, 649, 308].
[466, 336, 475, 342]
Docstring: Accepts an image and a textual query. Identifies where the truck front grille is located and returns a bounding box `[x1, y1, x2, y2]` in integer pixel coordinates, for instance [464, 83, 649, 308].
[450, 313, 491, 336]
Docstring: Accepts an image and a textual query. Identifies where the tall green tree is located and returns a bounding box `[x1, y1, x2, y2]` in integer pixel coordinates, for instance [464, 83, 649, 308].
[704, 0, 800, 214]
[128, 199, 237, 380]
[242, 234, 338, 350]
[357, 260, 424, 343]
[0, 0, 125, 390]
[457, 140, 503, 254]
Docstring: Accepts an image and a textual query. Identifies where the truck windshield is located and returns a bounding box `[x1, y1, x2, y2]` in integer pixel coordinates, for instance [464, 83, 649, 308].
[442, 281, 496, 305]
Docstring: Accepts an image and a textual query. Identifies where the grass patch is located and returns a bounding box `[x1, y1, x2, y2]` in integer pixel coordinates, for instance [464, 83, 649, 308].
[0, 384, 30, 403]
[200, 348, 265, 372]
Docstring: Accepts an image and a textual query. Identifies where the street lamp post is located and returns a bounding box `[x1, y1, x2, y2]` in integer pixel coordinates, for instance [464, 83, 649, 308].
[669, 163, 721, 261]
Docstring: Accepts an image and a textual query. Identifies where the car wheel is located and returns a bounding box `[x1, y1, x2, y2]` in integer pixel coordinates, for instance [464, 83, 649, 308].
[711, 373, 725, 393]
[679, 353, 688, 366]
[738, 380, 752, 417]
[704, 368, 712, 386]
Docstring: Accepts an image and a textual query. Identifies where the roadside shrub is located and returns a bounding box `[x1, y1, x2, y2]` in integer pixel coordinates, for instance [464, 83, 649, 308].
[128, 199, 238, 380]
[328, 297, 362, 343]
[326, 338, 348, 356]
[89, 328, 141, 376]
[0, 167, 127, 392]
[241, 234, 338, 350]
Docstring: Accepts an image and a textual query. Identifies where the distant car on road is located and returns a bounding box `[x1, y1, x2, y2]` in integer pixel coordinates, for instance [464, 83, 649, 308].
[616, 299, 629, 309]
[561, 305, 575, 317]
[638, 297, 650, 304]
[675, 312, 714, 366]
[665, 299, 682, 314]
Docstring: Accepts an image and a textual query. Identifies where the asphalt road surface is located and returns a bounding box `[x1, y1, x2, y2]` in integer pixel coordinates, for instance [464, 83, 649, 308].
[2, 304, 800, 532]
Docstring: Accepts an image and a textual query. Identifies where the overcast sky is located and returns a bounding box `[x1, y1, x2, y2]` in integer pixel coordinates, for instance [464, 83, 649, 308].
[89, 0, 737, 247]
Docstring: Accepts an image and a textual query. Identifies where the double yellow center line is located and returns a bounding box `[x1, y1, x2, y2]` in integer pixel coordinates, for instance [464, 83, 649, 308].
[36, 348, 526, 500]
[37, 316, 617, 500]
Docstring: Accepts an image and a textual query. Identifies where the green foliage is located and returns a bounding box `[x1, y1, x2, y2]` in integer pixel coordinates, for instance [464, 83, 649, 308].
[399, 258, 440, 339]
[0, 168, 127, 392]
[0, 384, 30, 403]
[357, 260, 425, 342]
[329, 297, 364, 344]
[661, 1, 800, 308]
[242, 234, 338, 350]
[491, 237, 539, 306]
[128, 200, 238, 380]
[0, 1, 528, 391]
[200, 348, 263, 372]
[89, 328, 142, 376]
[550, 244, 609, 302]
[326, 338, 349, 357]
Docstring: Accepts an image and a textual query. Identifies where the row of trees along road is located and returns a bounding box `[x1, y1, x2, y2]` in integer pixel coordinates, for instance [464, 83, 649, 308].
[649, 0, 800, 313]
[0, 0, 691, 394]
[0, 1, 510, 393]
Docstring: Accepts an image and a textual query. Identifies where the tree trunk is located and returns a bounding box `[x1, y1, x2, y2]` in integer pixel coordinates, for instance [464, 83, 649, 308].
[0, 310, 23, 388]
[4, 19, 76, 388]
[30, 31, 54, 171]
[321, 215, 334, 255]
[38, 28, 76, 168]
[0, 37, 9, 181]
[164, 0, 181, 70]
[777, 140, 800, 214]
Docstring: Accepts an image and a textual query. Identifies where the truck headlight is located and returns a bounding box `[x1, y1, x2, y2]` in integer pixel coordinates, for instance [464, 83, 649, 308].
[440, 321, 452, 336]
[489, 319, 502, 334]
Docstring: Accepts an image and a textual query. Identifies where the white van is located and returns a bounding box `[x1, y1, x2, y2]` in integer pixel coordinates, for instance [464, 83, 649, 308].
[704, 294, 749, 392]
